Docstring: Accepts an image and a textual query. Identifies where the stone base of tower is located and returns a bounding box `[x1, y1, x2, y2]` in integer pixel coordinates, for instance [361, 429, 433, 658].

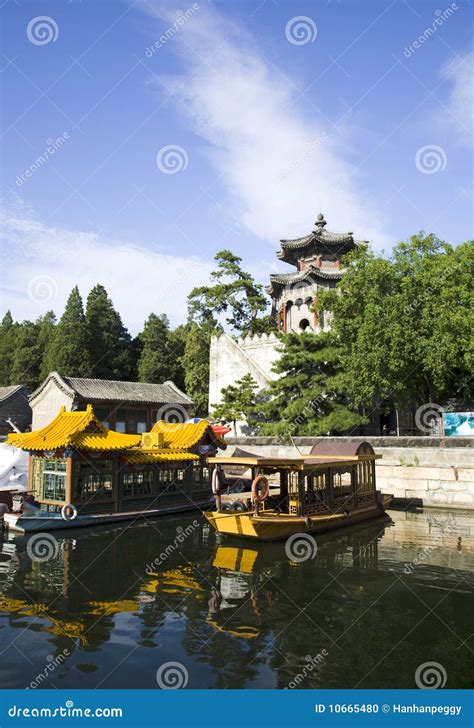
[209, 333, 280, 433]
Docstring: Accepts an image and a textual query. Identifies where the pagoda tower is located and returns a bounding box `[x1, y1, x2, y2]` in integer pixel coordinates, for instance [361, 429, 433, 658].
[266, 213, 368, 334]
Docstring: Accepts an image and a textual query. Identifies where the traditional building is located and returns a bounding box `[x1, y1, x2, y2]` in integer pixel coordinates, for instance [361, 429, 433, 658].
[0, 385, 32, 436]
[267, 213, 367, 333]
[29, 372, 193, 432]
[209, 213, 368, 418]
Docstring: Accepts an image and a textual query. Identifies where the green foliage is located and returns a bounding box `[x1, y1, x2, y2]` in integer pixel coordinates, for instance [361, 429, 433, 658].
[320, 233, 474, 408]
[45, 286, 91, 377]
[182, 323, 211, 417]
[212, 373, 259, 429]
[137, 313, 174, 383]
[188, 249, 275, 335]
[85, 284, 134, 380]
[0, 311, 16, 386]
[252, 332, 366, 437]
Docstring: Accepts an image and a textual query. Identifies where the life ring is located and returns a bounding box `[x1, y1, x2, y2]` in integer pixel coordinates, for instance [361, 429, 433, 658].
[211, 466, 223, 496]
[61, 503, 77, 522]
[251, 475, 269, 503]
[232, 500, 247, 512]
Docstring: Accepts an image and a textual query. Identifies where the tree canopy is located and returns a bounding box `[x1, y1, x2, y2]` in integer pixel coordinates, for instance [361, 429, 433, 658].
[251, 332, 366, 437]
[188, 250, 275, 335]
[320, 233, 474, 409]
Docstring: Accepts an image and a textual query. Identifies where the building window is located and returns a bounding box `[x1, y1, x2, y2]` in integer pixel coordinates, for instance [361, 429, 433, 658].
[299, 318, 311, 331]
[123, 469, 153, 498]
[74, 460, 113, 501]
[41, 458, 67, 502]
[115, 420, 126, 433]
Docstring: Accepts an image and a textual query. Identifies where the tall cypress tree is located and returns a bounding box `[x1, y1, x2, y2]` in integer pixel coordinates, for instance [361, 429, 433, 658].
[137, 313, 175, 383]
[85, 284, 133, 380]
[0, 311, 16, 386]
[10, 319, 43, 389]
[182, 323, 211, 416]
[46, 286, 91, 377]
[37, 311, 57, 382]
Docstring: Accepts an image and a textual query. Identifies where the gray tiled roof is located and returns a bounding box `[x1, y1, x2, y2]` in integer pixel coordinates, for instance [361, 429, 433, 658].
[0, 385, 25, 402]
[29, 372, 193, 406]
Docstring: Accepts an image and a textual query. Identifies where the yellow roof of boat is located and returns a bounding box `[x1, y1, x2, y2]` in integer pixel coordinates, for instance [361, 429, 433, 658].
[151, 419, 227, 450]
[207, 453, 380, 470]
[7, 405, 140, 452]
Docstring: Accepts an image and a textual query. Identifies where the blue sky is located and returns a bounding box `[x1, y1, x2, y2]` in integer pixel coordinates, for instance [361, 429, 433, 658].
[1, 0, 473, 332]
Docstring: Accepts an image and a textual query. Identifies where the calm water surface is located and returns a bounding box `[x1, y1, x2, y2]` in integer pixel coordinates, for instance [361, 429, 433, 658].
[0, 508, 472, 689]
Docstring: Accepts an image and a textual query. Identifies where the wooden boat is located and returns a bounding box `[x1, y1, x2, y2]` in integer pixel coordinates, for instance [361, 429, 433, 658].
[4, 406, 226, 534]
[204, 441, 393, 542]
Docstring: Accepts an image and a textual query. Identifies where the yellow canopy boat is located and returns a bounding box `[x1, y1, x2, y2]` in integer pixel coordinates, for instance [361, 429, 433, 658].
[204, 441, 393, 542]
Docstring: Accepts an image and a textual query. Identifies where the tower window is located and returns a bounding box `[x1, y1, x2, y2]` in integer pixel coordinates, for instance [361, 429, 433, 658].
[299, 319, 311, 331]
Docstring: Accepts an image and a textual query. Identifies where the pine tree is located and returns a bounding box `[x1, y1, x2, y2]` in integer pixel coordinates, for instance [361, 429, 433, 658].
[212, 373, 259, 431]
[137, 313, 175, 383]
[85, 284, 133, 380]
[45, 286, 91, 376]
[254, 332, 366, 437]
[182, 323, 211, 417]
[0, 311, 16, 385]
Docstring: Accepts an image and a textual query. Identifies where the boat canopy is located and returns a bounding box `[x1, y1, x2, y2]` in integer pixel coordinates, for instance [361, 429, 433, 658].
[7, 405, 140, 452]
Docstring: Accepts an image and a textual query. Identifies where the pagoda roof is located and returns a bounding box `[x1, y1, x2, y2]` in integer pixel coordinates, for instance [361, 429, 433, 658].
[7, 405, 140, 452]
[266, 265, 343, 297]
[277, 213, 367, 266]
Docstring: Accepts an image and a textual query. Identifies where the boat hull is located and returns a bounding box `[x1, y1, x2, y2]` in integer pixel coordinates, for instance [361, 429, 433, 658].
[4, 499, 213, 534]
[204, 495, 393, 542]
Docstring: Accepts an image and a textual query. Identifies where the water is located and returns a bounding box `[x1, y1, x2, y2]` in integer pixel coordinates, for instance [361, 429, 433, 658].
[0, 508, 472, 689]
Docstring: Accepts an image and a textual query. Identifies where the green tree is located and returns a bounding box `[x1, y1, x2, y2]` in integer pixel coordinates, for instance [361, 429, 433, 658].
[188, 250, 275, 335]
[320, 233, 474, 410]
[181, 323, 211, 417]
[10, 320, 45, 389]
[85, 284, 133, 380]
[212, 373, 259, 431]
[45, 286, 91, 376]
[0, 311, 16, 385]
[37, 311, 57, 382]
[253, 332, 366, 437]
[137, 313, 176, 383]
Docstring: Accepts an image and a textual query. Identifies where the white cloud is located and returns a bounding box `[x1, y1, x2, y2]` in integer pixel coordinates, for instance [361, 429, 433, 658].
[440, 51, 474, 147]
[0, 200, 212, 333]
[140, 1, 388, 247]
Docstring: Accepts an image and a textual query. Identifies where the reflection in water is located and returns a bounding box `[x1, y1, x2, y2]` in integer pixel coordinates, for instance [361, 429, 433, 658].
[0, 508, 472, 689]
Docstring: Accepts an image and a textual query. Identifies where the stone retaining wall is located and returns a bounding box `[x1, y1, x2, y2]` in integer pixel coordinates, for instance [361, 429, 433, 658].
[220, 437, 474, 510]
